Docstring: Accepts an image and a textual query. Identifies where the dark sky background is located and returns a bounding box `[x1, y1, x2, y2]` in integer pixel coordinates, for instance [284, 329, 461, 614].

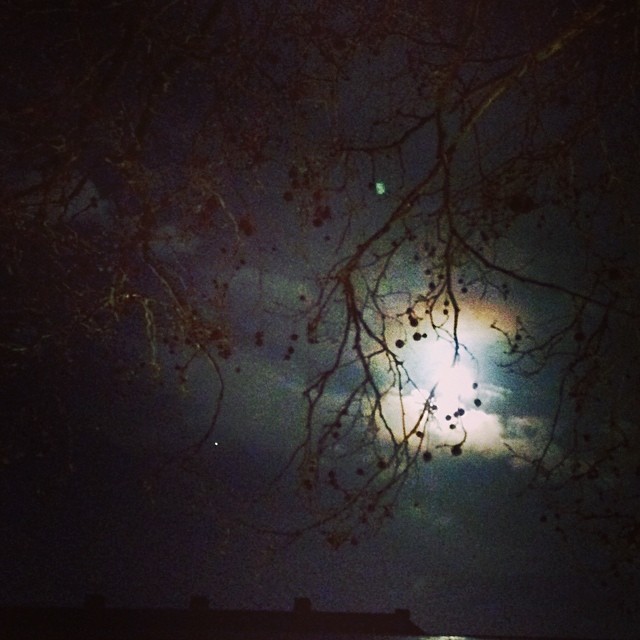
[1, 2, 639, 639]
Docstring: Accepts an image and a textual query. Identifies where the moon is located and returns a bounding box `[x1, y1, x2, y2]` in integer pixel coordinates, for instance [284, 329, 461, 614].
[380, 294, 519, 454]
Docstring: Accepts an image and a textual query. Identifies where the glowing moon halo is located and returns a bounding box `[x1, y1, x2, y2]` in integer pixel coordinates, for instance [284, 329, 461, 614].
[379, 294, 519, 453]
[431, 359, 476, 417]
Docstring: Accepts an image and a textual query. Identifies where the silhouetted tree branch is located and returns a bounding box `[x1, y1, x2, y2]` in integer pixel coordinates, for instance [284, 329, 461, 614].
[1, 0, 638, 578]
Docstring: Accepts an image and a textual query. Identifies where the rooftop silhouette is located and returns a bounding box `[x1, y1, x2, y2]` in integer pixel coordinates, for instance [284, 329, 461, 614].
[1, 596, 426, 639]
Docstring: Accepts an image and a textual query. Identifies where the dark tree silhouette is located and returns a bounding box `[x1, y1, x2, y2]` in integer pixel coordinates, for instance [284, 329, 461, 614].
[2, 0, 639, 576]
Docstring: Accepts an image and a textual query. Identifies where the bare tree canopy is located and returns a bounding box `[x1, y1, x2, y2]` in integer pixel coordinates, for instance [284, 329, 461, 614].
[2, 0, 639, 589]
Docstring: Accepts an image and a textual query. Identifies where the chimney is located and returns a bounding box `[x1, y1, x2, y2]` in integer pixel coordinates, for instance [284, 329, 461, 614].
[189, 595, 210, 611]
[293, 597, 312, 614]
[84, 594, 106, 610]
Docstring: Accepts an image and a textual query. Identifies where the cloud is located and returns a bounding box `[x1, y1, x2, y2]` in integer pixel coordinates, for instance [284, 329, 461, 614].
[378, 382, 555, 463]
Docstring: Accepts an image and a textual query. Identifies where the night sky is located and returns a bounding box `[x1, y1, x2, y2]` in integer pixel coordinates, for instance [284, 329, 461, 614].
[1, 2, 639, 639]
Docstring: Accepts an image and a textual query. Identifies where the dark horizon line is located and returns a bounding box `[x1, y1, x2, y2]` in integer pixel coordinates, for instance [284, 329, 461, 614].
[0, 599, 617, 640]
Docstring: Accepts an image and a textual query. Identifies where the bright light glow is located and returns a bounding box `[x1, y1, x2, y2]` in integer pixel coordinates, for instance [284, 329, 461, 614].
[375, 295, 542, 456]
[379, 334, 507, 454]
[412, 336, 478, 411]
[375, 181, 386, 195]
[381, 385, 506, 456]
[432, 360, 476, 416]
